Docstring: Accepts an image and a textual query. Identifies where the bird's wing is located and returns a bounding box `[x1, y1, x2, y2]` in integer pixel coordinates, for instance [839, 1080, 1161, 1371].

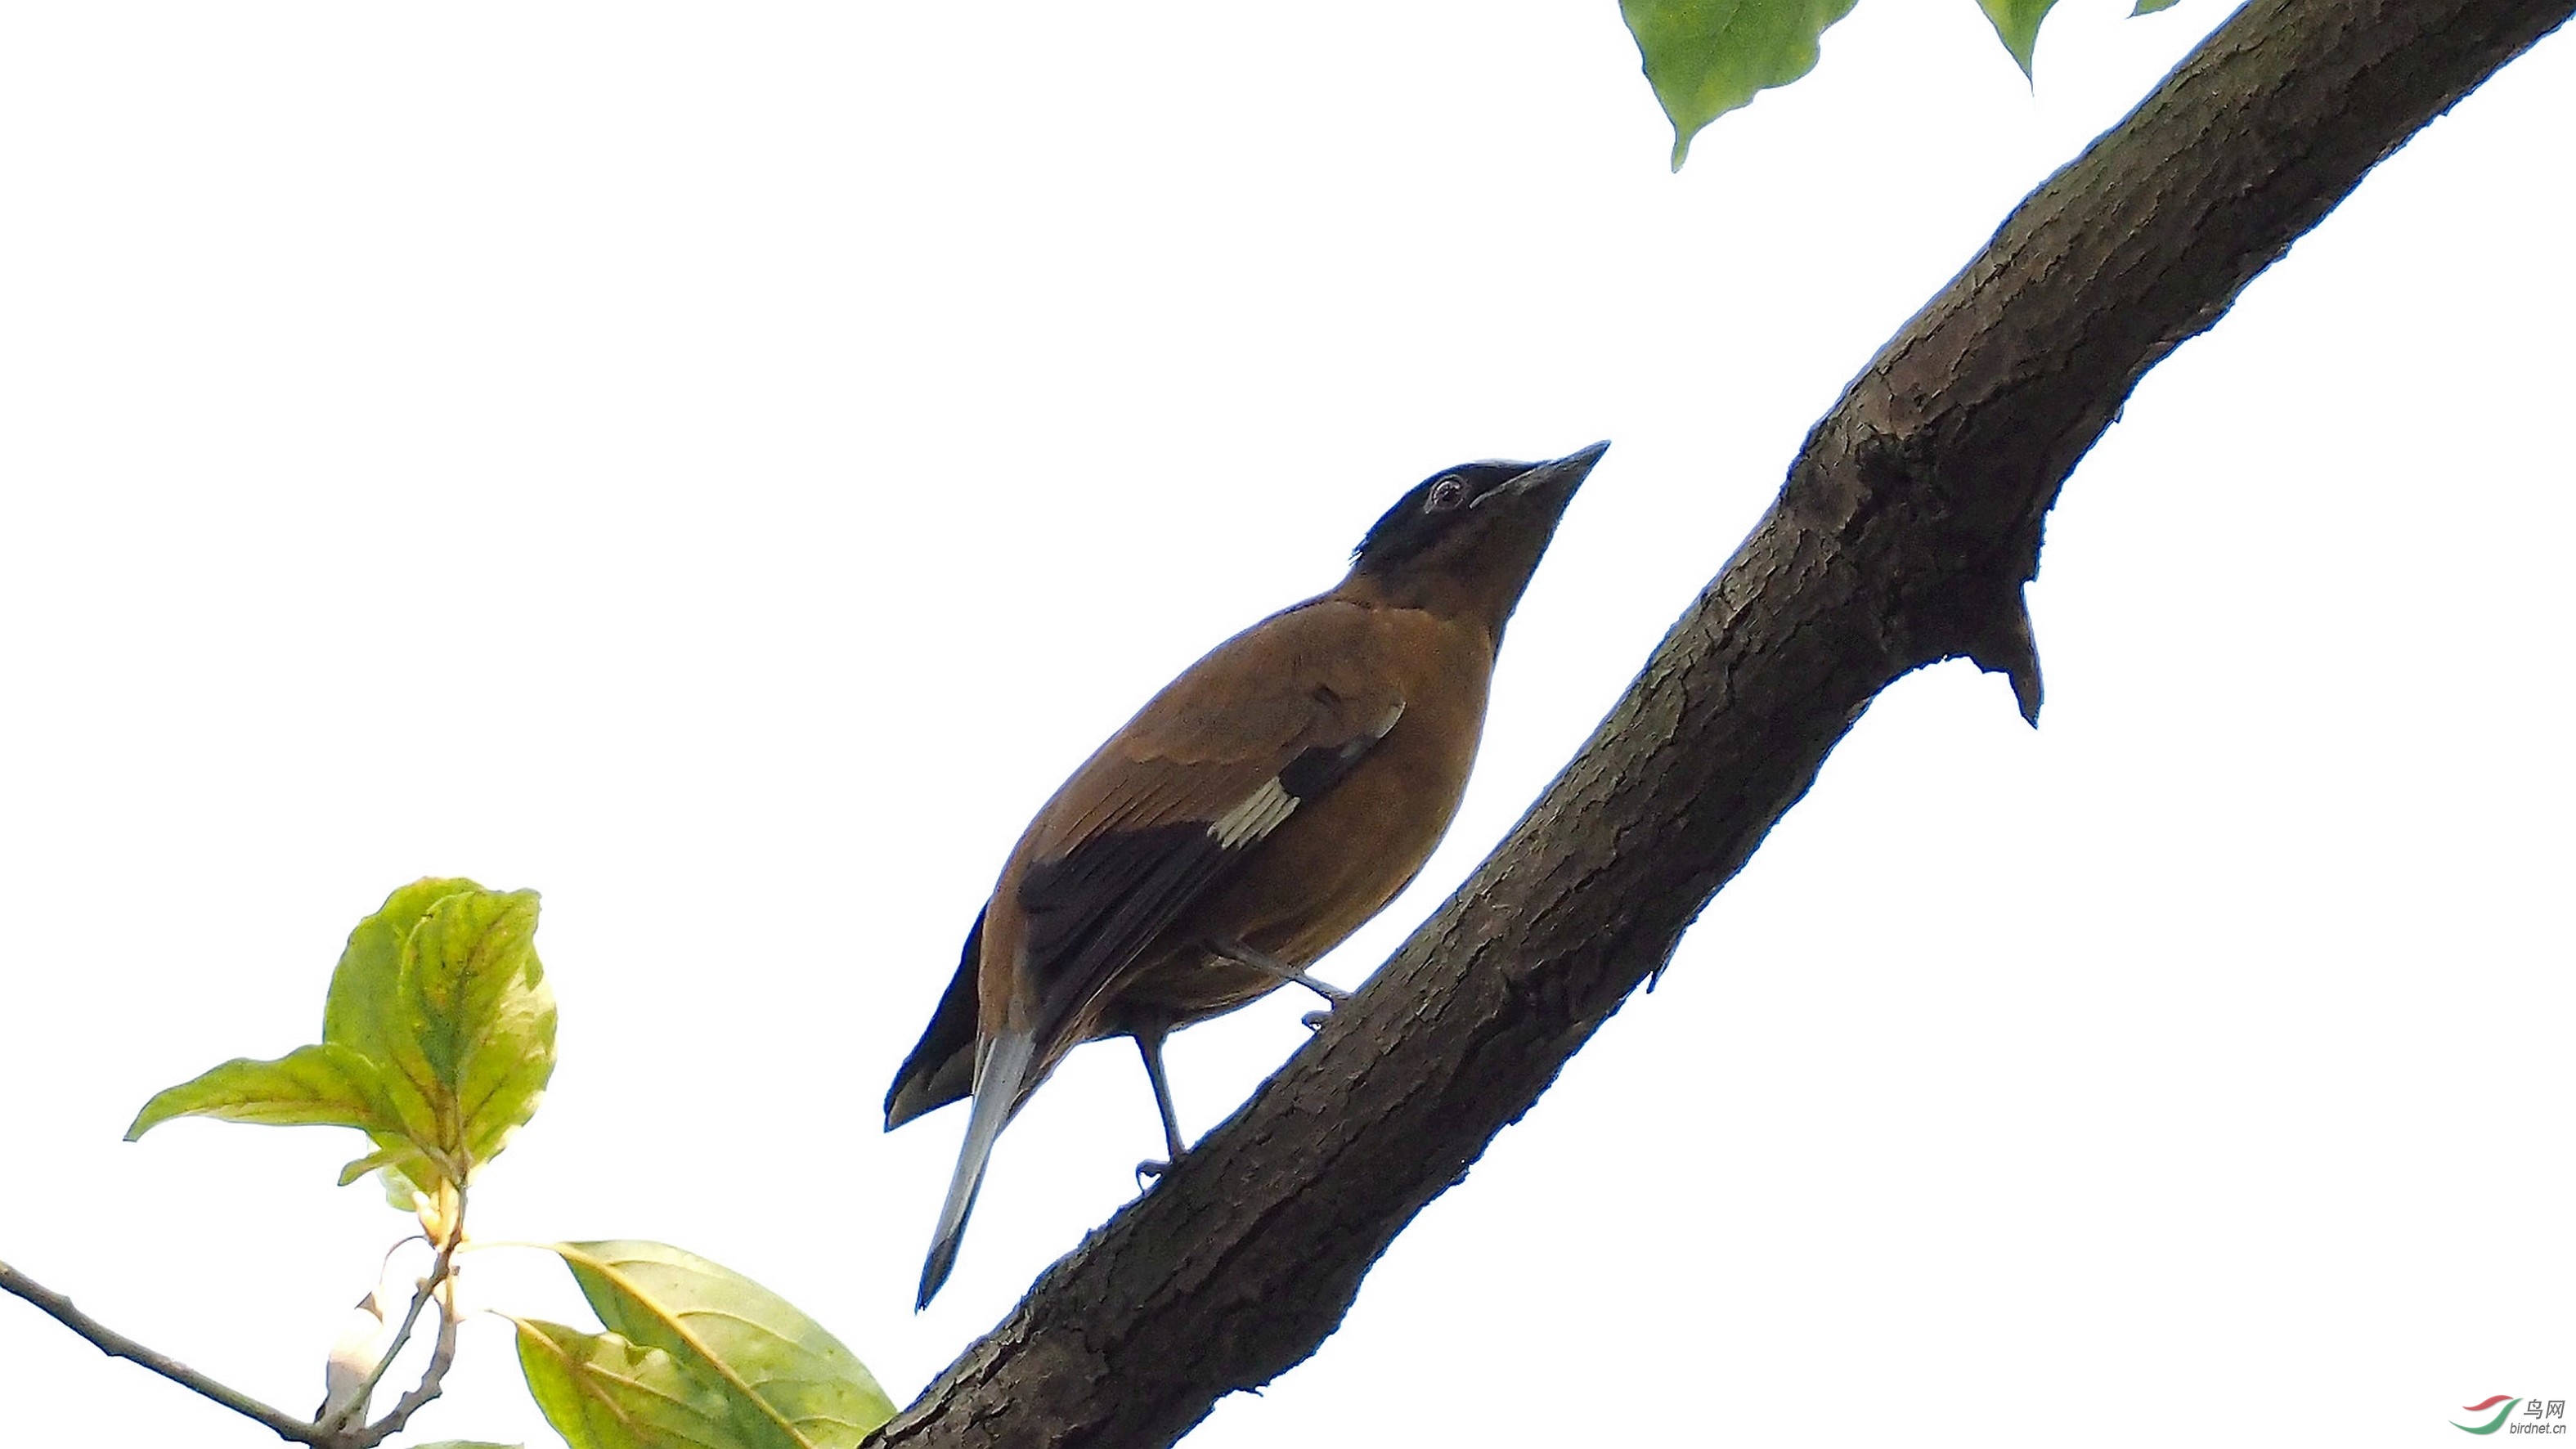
[1011, 598, 1404, 1051]
[883, 601, 1401, 1136]
[912, 599, 1404, 1305]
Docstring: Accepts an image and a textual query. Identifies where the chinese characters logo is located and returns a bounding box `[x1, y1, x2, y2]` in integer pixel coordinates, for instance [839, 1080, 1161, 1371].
[2455, 1397, 2569, 1436]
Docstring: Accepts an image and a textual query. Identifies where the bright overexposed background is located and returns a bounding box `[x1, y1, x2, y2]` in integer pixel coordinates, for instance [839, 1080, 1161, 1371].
[2, 3, 2569, 1445]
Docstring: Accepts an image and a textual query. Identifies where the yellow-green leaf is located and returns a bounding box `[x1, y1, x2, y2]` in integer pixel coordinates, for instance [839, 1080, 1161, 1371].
[1618, 0, 1860, 168]
[334, 1140, 438, 1194]
[125, 1043, 401, 1142]
[1976, 0, 2061, 77]
[549, 1241, 895, 1448]
[2133, 0, 2180, 12]
[514, 1318, 761, 1449]
[389, 887, 555, 1173]
[325, 877, 485, 1158]
[324, 877, 481, 1058]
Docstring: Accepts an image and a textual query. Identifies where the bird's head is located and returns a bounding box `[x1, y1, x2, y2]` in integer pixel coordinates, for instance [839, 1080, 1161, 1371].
[1345, 440, 1609, 637]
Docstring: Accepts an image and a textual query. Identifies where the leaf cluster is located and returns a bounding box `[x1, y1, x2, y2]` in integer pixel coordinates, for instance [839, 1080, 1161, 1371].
[516, 1242, 895, 1449]
[128, 878, 556, 1213]
[106, 879, 894, 1449]
[1621, 0, 2186, 167]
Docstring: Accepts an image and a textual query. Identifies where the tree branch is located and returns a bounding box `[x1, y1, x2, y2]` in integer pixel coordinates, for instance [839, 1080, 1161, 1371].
[875, 1, 2574, 1444]
[0, 1258, 327, 1447]
[5, 1194, 466, 1449]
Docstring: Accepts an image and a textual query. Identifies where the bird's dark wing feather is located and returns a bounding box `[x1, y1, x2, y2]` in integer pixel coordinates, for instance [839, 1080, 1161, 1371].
[1018, 821, 1225, 1025]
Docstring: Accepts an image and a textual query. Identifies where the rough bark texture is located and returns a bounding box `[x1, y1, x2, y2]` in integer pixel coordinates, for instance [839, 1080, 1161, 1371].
[873, 1, 2573, 1444]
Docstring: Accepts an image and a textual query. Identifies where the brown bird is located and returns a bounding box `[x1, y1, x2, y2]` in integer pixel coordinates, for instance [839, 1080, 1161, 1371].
[886, 441, 1608, 1308]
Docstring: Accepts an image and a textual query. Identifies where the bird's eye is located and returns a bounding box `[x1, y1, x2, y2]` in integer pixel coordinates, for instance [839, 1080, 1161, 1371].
[1425, 476, 1466, 512]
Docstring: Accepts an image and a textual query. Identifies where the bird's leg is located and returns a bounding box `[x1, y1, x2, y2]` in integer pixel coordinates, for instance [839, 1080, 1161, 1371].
[1131, 1022, 1187, 1185]
[1207, 938, 1346, 1030]
[1207, 937, 1348, 1009]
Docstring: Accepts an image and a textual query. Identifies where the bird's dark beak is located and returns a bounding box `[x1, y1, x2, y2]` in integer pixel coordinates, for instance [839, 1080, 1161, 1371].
[1474, 440, 1611, 509]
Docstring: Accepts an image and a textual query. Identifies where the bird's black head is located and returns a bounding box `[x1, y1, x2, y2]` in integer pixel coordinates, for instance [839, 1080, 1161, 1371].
[1353, 442, 1609, 571]
[1345, 441, 1609, 633]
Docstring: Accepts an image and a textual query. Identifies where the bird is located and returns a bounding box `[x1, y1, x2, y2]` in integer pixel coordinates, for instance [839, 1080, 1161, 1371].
[886, 440, 1609, 1308]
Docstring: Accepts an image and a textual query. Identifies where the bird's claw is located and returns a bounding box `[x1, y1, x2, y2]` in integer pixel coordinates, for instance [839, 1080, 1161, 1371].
[1300, 1008, 1331, 1030]
[1135, 1158, 1170, 1186]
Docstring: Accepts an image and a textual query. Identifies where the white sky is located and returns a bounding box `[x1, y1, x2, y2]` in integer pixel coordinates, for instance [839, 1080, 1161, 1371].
[2, 3, 2569, 1446]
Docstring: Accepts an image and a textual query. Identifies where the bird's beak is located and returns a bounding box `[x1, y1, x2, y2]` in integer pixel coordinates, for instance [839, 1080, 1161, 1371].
[1474, 440, 1612, 509]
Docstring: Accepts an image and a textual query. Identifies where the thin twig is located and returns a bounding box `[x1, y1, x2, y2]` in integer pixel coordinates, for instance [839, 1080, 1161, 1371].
[353, 1276, 462, 1449]
[7, 1192, 476, 1449]
[317, 1200, 464, 1437]
[0, 1257, 330, 1447]
[343, 1192, 468, 1447]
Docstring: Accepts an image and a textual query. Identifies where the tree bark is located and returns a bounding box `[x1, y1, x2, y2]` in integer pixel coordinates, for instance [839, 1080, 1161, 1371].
[873, 1, 2574, 1443]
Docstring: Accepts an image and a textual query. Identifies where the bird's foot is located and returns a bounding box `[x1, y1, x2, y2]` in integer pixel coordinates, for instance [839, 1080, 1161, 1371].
[1300, 1008, 1331, 1030]
[1135, 1157, 1172, 1186]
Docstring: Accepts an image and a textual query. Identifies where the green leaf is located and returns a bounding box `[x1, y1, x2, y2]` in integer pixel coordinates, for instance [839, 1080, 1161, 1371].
[389, 887, 555, 1173]
[514, 1318, 755, 1449]
[325, 877, 487, 1163]
[334, 1140, 440, 1196]
[547, 1241, 895, 1448]
[1976, 0, 2061, 78]
[1618, 0, 1860, 168]
[125, 1043, 401, 1142]
[325, 877, 482, 1061]
[2132, 0, 2180, 12]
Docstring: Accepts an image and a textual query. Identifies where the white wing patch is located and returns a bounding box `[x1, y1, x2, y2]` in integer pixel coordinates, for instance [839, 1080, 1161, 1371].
[1208, 776, 1299, 849]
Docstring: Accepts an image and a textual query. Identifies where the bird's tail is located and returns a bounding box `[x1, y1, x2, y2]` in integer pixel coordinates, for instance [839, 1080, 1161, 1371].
[916, 1027, 1035, 1309]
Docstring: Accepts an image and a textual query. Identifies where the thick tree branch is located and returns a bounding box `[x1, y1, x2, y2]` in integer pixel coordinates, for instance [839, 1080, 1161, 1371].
[876, 1, 2574, 1444]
